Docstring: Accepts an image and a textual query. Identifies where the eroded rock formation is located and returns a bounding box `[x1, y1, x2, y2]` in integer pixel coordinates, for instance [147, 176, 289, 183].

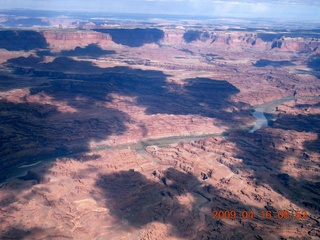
[0, 23, 319, 239]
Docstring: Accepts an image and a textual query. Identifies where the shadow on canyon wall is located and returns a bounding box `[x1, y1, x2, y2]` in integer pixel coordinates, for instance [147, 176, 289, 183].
[0, 30, 48, 51]
[90, 103, 320, 239]
[273, 108, 320, 154]
[257, 32, 320, 41]
[230, 102, 320, 217]
[256, 33, 284, 42]
[5, 54, 250, 123]
[0, 167, 289, 239]
[93, 28, 165, 47]
[1, 226, 68, 239]
[3, 53, 319, 226]
[0, 30, 115, 57]
[93, 167, 276, 239]
[1, 38, 320, 238]
[183, 30, 210, 43]
[1, 52, 251, 179]
[307, 54, 320, 78]
[60, 43, 116, 57]
[0, 98, 129, 177]
[37, 44, 116, 58]
[253, 59, 295, 68]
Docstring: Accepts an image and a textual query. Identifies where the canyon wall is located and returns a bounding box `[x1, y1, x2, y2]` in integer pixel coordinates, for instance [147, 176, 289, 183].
[43, 30, 113, 49]
[0, 28, 319, 53]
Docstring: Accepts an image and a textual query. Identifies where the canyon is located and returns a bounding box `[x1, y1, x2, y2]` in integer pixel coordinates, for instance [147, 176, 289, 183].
[0, 14, 320, 239]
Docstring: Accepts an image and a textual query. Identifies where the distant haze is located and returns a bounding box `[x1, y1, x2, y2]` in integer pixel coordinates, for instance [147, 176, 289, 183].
[1, 0, 320, 20]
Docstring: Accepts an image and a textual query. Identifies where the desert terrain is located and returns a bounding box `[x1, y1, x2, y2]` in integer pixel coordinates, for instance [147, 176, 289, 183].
[0, 11, 319, 239]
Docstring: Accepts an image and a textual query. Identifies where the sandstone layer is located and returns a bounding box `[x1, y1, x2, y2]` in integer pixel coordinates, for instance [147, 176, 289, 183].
[0, 23, 319, 239]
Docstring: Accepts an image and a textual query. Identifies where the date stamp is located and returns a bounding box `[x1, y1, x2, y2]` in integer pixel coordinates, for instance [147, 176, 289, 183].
[212, 209, 308, 220]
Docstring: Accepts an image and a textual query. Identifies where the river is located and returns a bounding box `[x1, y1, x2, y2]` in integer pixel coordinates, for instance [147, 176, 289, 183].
[0, 95, 298, 185]
[248, 107, 268, 133]
[249, 95, 296, 133]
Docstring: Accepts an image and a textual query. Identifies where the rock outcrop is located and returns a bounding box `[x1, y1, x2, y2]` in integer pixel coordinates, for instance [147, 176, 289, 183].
[0, 23, 320, 240]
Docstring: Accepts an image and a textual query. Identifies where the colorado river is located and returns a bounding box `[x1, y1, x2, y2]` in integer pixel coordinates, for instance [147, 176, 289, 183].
[1, 95, 298, 185]
[249, 95, 296, 133]
[249, 107, 268, 133]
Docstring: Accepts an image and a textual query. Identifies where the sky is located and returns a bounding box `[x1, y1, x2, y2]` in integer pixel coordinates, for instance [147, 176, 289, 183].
[1, 0, 320, 20]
